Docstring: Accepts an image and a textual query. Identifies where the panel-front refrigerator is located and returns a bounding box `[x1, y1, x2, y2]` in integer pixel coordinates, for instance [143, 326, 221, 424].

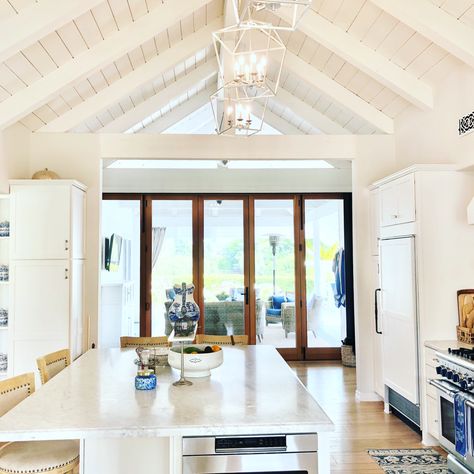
[380, 236, 420, 425]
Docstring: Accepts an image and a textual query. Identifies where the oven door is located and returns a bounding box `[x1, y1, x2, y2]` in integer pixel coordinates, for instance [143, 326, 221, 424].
[428, 379, 458, 452]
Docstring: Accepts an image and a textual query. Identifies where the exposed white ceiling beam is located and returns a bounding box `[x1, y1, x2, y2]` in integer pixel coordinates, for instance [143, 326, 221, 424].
[283, 51, 394, 134]
[141, 86, 215, 134]
[0, 0, 104, 64]
[273, 85, 349, 134]
[275, 8, 433, 110]
[39, 19, 221, 132]
[0, 0, 215, 130]
[370, 0, 474, 69]
[100, 62, 217, 133]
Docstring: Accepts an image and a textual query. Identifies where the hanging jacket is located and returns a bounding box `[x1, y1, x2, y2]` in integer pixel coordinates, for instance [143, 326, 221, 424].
[332, 248, 346, 308]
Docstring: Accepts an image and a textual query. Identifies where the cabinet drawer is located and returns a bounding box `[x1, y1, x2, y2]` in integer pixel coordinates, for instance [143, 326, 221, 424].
[380, 174, 415, 227]
[424, 347, 439, 368]
[425, 365, 438, 398]
[426, 395, 439, 439]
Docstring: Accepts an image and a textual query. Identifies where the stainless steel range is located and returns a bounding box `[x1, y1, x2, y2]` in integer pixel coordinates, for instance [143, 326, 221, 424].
[429, 347, 474, 474]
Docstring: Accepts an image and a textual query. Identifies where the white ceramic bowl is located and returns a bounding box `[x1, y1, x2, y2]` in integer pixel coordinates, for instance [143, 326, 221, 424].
[168, 344, 223, 378]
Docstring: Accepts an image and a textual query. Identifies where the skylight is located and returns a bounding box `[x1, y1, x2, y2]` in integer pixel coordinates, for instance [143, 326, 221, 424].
[107, 160, 334, 169]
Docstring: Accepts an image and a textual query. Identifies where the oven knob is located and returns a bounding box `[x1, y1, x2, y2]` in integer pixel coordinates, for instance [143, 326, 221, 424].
[441, 367, 448, 377]
[453, 373, 460, 383]
[446, 370, 454, 379]
[436, 365, 444, 375]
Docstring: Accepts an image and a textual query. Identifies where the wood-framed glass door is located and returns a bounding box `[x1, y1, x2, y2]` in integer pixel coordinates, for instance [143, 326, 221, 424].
[251, 195, 302, 360]
[299, 193, 354, 360]
[199, 196, 250, 337]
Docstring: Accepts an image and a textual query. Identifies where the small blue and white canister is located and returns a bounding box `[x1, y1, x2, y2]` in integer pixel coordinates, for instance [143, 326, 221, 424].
[0, 221, 9, 237]
[135, 370, 157, 390]
[0, 265, 8, 282]
[0, 308, 7, 327]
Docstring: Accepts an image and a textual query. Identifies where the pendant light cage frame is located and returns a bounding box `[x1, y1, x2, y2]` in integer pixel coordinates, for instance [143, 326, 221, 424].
[210, 83, 269, 137]
[212, 21, 286, 98]
[231, 0, 311, 30]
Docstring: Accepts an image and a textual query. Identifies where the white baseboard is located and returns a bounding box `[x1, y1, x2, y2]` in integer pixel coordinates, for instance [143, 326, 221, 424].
[355, 390, 383, 402]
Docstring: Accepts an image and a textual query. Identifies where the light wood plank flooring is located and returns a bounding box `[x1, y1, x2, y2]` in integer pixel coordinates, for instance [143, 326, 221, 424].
[288, 361, 437, 473]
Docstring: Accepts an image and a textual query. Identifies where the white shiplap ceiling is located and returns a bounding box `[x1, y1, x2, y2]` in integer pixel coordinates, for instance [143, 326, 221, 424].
[0, 0, 470, 135]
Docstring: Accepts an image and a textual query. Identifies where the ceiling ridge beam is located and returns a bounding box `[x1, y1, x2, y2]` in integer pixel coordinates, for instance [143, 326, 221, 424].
[284, 51, 394, 133]
[272, 82, 349, 134]
[370, 0, 474, 69]
[0, 0, 216, 131]
[275, 8, 433, 110]
[141, 85, 215, 133]
[100, 62, 217, 133]
[0, 0, 104, 64]
[38, 19, 221, 132]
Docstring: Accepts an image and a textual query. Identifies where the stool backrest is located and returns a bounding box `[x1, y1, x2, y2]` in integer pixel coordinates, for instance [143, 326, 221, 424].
[36, 348, 71, 385]
[0, 373, 35, 416]
[120, 336, 169, 348]
[195, 334, 249, 345]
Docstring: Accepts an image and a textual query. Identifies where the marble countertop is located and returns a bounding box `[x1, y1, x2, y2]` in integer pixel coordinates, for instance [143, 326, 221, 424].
[424, 340, 473, 351]
[0, 346, 333, 441]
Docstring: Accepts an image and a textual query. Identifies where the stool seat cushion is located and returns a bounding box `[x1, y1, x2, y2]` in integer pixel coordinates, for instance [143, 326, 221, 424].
[0, 440, 79, 473]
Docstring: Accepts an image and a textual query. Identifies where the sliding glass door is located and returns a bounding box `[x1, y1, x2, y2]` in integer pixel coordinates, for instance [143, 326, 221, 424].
[254, 199, 297, 354]
[151, 199, 194, 336]
[202, 198, 248, 336]
[303, 198, 347, 359]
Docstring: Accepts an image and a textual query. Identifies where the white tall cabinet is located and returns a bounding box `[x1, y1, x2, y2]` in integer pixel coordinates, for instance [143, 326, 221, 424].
[9, 180, 87, 378]
[370, 165, 474, 445]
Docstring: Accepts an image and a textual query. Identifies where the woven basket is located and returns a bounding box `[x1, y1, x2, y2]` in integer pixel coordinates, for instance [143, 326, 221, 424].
[457, 325, 474, 344]
[341, 345, 356, 367]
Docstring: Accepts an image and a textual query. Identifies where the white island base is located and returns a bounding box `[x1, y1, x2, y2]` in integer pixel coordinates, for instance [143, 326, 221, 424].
[0, 347, 333, 473]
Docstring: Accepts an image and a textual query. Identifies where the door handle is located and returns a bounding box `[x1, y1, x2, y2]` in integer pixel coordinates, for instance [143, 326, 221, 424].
[244, 287, 249, 305]
[375, 288, 382, 334]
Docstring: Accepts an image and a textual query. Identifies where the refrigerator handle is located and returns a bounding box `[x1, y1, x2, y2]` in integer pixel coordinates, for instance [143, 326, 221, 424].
[375, 288, 382, 334]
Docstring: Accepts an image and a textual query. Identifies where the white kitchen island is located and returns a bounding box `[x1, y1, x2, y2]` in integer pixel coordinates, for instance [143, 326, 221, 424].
[0, 346, 333, 473]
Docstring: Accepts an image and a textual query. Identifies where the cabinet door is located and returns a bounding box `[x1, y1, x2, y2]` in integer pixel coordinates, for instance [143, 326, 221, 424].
[426, 395, 439, 439]
[12, 260, 70, 341]
[70, 260, 85, 360]
[380, 182, 399, 227]
[380, 175, 416, 227]
[11, 185, 70, 260]
[395, 174, 416, 224]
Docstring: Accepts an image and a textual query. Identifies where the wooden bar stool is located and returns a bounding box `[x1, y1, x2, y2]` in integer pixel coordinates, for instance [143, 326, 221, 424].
[195, 334, 249, 345]
[120, 336, 169, 348]
[0, 373, 79, 474]
[36, 349, 71, 385]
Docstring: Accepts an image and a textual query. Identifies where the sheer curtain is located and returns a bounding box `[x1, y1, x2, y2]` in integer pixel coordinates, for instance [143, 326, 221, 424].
[152, 227, 166, 269]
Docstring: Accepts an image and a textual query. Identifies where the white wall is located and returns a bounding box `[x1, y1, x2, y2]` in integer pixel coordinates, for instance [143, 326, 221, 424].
[395, 64, 474, 169]
[103, 167, 352, 193]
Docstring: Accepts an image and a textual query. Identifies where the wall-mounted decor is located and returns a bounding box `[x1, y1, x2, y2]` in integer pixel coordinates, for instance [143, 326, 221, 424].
[458, 111, 474, 136]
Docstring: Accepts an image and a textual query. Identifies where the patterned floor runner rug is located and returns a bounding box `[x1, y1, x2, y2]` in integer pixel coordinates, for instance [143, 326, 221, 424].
[368, 448, 449, 473]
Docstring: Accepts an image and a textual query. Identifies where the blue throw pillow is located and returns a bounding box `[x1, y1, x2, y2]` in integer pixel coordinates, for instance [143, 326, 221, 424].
[266, 308, 281, 317]
[272, 295, 286, 309]
[286, 295, 295, 303]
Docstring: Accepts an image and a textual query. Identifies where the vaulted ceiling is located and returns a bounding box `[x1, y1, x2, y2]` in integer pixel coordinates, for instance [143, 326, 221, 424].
[0, 0, 472, 135]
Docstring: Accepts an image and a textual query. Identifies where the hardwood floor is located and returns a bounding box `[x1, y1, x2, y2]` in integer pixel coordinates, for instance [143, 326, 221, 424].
[288, 361, 435, 473]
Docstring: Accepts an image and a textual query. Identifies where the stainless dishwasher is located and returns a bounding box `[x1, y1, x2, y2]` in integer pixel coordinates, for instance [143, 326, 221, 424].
[182, 433, 318, 473]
